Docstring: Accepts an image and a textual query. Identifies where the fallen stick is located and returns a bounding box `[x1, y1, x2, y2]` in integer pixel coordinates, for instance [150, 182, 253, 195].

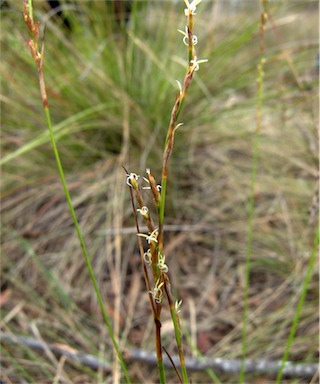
[1, 332, 318, 379]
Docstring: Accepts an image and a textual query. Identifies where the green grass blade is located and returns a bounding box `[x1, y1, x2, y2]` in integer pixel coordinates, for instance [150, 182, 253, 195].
[240, 129, 260, 383]
[43, 106, 131, 383]
[0, 104, 108, 166]
[276, 228, 319, 383]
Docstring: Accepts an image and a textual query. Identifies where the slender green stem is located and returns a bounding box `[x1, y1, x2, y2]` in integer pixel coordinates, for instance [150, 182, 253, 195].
[158, 359, 166, 384]
[27, 0, 33, 22]
[159, 95, 185, 230]
[240, 3, 267, 382]
[240, 129, 259, 384]
[164, 279, 188, 383]
[23, 1, 130, 380]
[181, 321, 222, 384]
[44, 107, 131, 383]
[169, 307, 188, 383]
[276, 228, 319, 383]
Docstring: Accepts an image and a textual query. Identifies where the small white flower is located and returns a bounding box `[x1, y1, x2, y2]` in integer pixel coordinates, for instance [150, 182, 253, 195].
[174, 123, 184, 132]
[157, 252, 168, 273]
[175, 300, 183, 314]
[190, 56, 208, 71]
[143, 249, 152, 266]
[137, 206, 149, 217]
[149, 278, 164, 304]
[137, 228, 158, 244]
[178, 26, 198, 46]
[184, 0, 202, 16]
[126, 172, 139, 187]
[176, 80, 183, 95]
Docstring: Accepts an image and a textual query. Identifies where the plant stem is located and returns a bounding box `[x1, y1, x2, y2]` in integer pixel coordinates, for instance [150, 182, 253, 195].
[240, 2, 267, 382]
[155, 311, 166, 384]
[276, 228, 319, 383]
[158, 56, 194, 255]
[23, 2, 130, 381]
[240, 130, 259, 384]
[164, 277, 188, 383]
[27, 0, 33, 22]
[45, 99, 131, 384]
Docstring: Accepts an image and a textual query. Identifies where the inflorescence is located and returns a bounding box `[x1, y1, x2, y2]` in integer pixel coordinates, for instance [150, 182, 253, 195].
[126, 0, 207, 306]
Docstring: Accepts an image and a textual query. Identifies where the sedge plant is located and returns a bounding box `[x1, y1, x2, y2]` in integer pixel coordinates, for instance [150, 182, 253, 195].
[125, 1, 207, 383]
[23, 0, 207, 382]
[6, 1, 316, 382]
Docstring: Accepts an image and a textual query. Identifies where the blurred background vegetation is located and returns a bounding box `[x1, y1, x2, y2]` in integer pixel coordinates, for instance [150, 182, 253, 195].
[1, 0, 318, 383]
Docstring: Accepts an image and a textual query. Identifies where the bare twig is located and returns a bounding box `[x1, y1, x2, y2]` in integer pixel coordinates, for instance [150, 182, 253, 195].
[162, 345, 183, 384]
[2, 333, 317, 379]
